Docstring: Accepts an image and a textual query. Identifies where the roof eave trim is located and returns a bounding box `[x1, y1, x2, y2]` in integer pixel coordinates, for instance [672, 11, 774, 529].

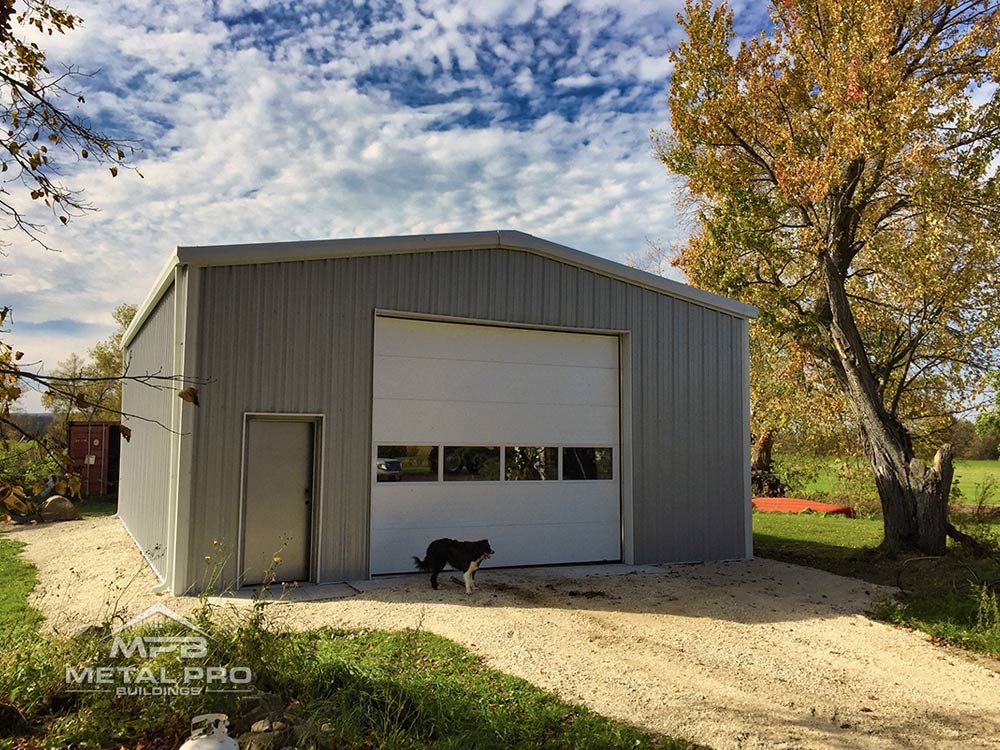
[498, 230, 758, 320]
[175, 231, 504, 267]
[121, 255, 179, 349]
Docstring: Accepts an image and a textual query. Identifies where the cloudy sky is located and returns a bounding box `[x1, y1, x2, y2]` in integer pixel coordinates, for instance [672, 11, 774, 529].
[1, 0, 766, 411]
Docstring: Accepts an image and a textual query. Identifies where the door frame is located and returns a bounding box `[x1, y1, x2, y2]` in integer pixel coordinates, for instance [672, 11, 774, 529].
[237, 412, 325, 587]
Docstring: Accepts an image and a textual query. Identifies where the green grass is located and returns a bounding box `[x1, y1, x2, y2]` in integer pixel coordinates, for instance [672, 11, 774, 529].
[752, 509, 884, 548]
[884, 579, 1000, 654]
[0, 539, 42, 634]
[775, 454, 841, 497]
[0, 537, 706, 750]
[77, 494, 118, 517]
[752, 512, 891, 583]
[775, 455, 1000, 506]
[952, 460, 1000, 504]
[300, 629, 704, 750]
[753, 511, 1000, 655]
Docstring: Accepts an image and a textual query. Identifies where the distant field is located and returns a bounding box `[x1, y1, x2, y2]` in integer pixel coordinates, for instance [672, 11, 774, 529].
[952, 460, 1000, 503]
[776, 455, 1000, 505]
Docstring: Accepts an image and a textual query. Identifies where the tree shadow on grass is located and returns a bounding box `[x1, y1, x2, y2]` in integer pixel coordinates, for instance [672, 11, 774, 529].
[752, 533, 896, 586]
[755, 532, 1000, 592]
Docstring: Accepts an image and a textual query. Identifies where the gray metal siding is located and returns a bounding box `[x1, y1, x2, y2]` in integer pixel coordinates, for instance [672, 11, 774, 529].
[119, 284, 176, 579]
[183, 247, 748, 589]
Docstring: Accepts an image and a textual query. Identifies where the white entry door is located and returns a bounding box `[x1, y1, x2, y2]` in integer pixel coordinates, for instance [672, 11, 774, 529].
[370, 317, 621, 574]
[242, 418, 315, 584]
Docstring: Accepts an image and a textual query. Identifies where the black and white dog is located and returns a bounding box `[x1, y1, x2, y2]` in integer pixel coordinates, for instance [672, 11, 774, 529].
[414, 538, 494, 594]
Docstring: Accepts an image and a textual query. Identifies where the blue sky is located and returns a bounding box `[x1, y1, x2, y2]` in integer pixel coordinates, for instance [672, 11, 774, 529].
[1, 0, 764, 411]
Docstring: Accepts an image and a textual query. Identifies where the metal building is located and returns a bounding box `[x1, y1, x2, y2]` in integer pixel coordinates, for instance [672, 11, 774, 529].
[119, 231, 757, 594]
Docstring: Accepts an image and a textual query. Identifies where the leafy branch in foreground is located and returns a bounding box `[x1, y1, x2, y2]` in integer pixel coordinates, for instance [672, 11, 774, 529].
[0, 0, 141, 248]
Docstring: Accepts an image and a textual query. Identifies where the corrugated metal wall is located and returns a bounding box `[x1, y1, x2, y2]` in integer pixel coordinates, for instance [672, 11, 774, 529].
[119, 284, 176, 579]
[185, 248, 748, 588]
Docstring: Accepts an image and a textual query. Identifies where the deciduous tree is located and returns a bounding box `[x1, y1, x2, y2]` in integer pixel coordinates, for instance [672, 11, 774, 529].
[41, 303, 136, 437]
[976, 372, 1000, 444]
[657, 0, 1000, 554]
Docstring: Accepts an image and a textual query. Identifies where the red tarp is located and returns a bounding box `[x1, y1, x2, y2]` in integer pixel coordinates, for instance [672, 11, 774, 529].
[752, 497, 856, 518]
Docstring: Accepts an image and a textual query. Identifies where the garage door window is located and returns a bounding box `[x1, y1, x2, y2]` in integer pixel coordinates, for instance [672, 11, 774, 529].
[563, 447, 614, 480]
[505, 446, 558, 481]
[443, 446, 501, 481]
[376, 445, 437, 482]
[375, 445, 615, 482]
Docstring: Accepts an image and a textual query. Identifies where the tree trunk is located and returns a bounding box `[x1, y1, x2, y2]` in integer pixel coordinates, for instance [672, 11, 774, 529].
[861, 430, 952, 554]
[750, 426, 785, 497]
[751, 427, 775, 473]
[820, 254, 953, 555]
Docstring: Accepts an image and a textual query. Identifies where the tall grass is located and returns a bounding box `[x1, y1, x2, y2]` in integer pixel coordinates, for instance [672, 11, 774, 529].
[0, 539, 41, 633]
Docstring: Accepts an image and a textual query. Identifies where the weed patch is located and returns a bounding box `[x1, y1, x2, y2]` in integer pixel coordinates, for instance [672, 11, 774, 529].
[877, 577, 1000, 655]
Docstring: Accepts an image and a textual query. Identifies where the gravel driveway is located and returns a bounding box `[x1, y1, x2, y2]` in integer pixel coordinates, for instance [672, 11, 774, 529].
[6, 516, 1000, 750]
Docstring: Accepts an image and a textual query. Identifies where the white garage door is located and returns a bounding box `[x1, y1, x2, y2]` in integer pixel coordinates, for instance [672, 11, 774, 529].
[370, 316, 621, 574]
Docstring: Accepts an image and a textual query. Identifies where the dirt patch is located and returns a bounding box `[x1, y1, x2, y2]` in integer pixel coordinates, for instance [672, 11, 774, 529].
[5, 517, 1000, 750]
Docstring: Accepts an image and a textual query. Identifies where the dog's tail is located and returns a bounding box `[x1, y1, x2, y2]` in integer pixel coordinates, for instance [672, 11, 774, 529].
[413, 555, 430, 571]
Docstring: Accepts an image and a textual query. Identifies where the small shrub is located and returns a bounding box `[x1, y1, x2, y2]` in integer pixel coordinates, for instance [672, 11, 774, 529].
[867, 590, 901, 621]
[772, 454, 882, 516]
[974, 583, 1000, 634]
[751, 467, 784, 497]
[827, 458, 881, 517]
[950, 478, 1000, 555]
[772, 455, 820, 497]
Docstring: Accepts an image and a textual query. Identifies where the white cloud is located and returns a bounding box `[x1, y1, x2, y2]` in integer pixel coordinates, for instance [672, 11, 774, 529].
[0, 0, 704, 412]
[555, 73, 603, 88]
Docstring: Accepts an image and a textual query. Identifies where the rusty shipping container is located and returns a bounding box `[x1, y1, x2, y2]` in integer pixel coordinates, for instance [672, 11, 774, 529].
[68, 421, 122, 497]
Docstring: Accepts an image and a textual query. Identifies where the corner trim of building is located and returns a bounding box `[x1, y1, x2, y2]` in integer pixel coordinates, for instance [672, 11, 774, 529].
[170, 266, 200, 594]
[741, 320, 754, 559]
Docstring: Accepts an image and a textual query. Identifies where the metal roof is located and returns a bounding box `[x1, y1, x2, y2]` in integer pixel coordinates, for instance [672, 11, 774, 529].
[123, 230, 756, 347]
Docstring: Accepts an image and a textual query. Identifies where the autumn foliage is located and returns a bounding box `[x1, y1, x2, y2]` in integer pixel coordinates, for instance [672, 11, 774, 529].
[658, 0, 1000, 553]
